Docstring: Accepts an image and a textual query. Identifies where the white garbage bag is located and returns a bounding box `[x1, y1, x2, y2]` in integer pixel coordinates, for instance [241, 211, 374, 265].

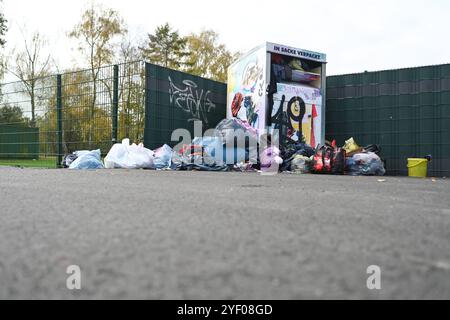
[104, 139, 154, 169]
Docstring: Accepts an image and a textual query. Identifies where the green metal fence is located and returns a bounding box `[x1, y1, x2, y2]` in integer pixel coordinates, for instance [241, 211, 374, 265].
[326, 64, 450, 177]
[144, 63, 227, 150]
[0, 124, 39, 159]
[0, 74, 56, 166]
[0, 61, 145, 168]
[0, 60, 226, 168]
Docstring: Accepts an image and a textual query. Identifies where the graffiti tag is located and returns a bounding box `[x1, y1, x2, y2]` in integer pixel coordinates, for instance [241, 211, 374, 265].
[242, 62, 264, 97]
[168, 76, 216, 125]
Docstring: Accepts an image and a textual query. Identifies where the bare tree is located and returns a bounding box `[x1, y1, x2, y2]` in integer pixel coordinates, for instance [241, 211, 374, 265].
[69, 2, 126, 147]
[119, 36, 141, 64]
[118, 36, 143, 139]
[8, 30, 51, 127]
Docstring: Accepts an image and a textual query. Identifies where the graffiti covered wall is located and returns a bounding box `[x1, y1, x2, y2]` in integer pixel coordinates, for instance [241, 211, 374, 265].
[227, 46, 267, 134]
[144, 63, 227, 150]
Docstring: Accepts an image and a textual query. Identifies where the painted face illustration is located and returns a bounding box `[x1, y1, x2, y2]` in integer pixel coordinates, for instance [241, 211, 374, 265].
[231, 93, 244, 117]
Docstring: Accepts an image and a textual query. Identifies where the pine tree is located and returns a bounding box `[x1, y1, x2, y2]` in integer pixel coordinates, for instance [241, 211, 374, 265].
[139, 23, 188, 70]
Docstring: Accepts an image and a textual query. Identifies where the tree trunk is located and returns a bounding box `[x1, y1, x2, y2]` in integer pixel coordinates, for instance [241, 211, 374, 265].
[30, 81, 36, 128]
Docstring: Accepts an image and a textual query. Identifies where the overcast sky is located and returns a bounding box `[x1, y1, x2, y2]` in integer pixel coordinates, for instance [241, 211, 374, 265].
[3, 0, 450, 80]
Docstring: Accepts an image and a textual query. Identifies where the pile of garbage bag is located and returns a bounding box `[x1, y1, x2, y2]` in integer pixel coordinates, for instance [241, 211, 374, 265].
[169, 118, 261, 172]
[343, 138, 386, 176]
[215, 118, 259, 164]
[306, 137, 385, 176]
[171, 139, 229, 172]
[280, 139, 315, 172]
[60, 117, 385, 177]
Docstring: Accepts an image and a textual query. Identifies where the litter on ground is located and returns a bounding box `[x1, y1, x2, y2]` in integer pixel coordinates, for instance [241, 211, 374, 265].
[62, 120, 388, 177]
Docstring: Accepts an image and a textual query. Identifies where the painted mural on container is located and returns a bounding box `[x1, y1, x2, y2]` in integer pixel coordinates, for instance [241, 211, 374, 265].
[271, 83, 322, 147]
[227, 47, 266, 134]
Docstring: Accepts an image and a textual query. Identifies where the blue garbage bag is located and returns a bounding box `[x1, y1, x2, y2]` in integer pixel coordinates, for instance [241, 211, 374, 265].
[192, 136, 223, 164]
[68, 149, 104, 170]
[153, 144, 173, 169]
[346, 152, 385, 176]
[191, 136, 253, 165]
[223, 146, 250, 165]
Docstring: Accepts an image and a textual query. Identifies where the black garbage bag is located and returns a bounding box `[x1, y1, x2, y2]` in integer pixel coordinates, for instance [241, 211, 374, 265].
[331, 147, 346, 175]
[281, 139, 315, 171]
[171, 143, 229, 172]
[363, 144, 381, 155]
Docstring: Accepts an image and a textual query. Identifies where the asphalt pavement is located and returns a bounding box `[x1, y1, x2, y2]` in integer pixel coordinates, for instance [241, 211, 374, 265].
[0, 167, 449, 299]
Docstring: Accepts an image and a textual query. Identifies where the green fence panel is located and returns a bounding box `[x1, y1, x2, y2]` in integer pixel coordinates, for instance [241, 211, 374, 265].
[326, 63, 450, 177]
[0, 124, 39, 159]
[144, 63, 227, 150]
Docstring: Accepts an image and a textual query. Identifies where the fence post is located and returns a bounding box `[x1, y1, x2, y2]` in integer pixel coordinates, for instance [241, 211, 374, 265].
[112, 64, 119, 145]
[143, 62, 151, 149]
[56, 74, 63, 168]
